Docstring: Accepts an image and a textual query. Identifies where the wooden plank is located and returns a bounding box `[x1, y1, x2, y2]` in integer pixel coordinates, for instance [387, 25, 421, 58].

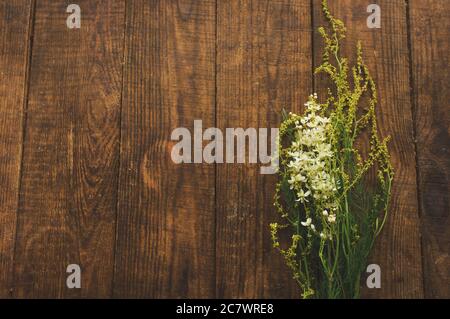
[312, 0, 424, 298]
[410, 0, 450, 299]
[114, 0, 216, 298]
[13, 0, 125, 298]
[216, 0, 312, 298]
[0, 0, 33, 298]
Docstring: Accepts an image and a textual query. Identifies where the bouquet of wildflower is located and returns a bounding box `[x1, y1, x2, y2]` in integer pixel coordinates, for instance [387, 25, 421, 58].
[270, 0, 394, 299]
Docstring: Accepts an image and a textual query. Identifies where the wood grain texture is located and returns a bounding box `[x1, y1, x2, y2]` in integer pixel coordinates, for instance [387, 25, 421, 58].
[114, 0, 216, 298]
[0, 0, 33, 298]
[0, 0, 447, 299]
[13, 0, 125, 298]
[313, 0, 424, 298]
[216, 0, 312, 298]
[409, 0, 450, 299]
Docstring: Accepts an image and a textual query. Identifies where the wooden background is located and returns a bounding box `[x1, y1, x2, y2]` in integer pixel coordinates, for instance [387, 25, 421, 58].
[0, 0, 448, 298]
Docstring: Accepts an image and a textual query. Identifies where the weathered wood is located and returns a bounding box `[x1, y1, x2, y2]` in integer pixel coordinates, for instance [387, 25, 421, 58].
[410, 0, 450, 299]
[14, 0, 124, 298]
[0, 0, 447, 299]
[216, 0, 312, 298]
[0, 0, 33, 298]
[313, 0, 424, 298]
[114, 0, 216, 298]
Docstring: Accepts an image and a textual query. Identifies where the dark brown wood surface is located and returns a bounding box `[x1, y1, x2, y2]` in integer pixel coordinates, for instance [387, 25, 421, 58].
[114, 0, 216, 298]
[216, 0, 312, 298]
[13, 0, 124, 298]
[410, 0, 449, 299]
[0, 0, 447, 298]
[0, 1, 33, 298]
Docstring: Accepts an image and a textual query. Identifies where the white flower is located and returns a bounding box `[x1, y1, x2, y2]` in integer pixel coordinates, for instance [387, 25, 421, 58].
[320, 232, 327, 239]
[286, 94, 338, 208]
[310, 224, 316, 231]
[301, 218, 312, 227]
[322, 210, 329, 217]
[296, 189, 311, 202]
[327, 214, 336, 223]
[307, 120, 317, 128]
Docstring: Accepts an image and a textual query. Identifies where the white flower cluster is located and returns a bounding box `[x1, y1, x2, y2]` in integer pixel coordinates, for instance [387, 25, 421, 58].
[287, 94, 338, 235]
